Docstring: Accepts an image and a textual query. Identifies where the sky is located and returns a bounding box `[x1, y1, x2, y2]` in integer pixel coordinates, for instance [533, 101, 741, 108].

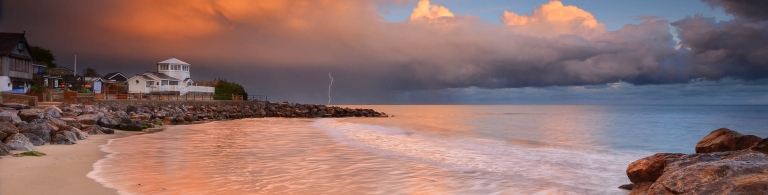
[1, 0, 767, 104]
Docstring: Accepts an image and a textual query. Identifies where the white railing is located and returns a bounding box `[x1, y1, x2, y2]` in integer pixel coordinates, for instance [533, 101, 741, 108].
[145, 85, 214, 95]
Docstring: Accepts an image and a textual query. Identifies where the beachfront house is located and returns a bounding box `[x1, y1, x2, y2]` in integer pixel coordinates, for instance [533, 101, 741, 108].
[0, 32, 34, 93]
[127, 58, 214, 95]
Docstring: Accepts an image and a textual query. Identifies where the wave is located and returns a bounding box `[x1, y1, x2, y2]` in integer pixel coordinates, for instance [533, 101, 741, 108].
[313, 118, 651, 194]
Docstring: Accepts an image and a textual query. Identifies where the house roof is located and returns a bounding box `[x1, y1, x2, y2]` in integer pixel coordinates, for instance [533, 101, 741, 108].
[129, 74, 155, 81]
[144, 72, 180, 81]
[158, 58, 189, 65]
[103, 72, 128, 81]
[0, 32, 27, 56]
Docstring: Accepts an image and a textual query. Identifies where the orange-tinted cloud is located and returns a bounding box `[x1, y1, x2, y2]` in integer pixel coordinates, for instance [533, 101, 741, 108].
[500, 0, 605, 37]
[409, 0, 455, 20]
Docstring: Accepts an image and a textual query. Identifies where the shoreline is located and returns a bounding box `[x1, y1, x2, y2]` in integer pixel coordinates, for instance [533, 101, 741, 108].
[0, 129, 160, 195]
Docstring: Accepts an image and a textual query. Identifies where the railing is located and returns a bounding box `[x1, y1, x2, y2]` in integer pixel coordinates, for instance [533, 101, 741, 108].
[146, 85, 215, 95]
[248, 95, 268, 101]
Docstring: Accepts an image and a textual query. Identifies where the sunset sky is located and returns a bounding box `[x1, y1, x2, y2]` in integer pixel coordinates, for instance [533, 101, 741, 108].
[1, 0, 767, 104]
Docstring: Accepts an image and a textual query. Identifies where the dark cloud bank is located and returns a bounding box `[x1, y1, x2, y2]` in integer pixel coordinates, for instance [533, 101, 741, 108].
[0, 0, 766, 104]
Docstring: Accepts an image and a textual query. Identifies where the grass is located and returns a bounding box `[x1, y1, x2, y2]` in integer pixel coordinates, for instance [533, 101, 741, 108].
[16, 151, 46, 157]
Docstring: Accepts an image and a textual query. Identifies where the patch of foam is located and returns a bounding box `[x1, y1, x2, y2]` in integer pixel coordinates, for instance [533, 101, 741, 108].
[314, 118, 652, 194]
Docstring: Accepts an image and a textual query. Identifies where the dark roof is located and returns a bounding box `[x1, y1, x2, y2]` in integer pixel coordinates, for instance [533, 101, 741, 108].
[145, 72, 179, 81]
[0, 32, 27, 56]
[130, 74, 155, 81]
[103, 72, 128, 81]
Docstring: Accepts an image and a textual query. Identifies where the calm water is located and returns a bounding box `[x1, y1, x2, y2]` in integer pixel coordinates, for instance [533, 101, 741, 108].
[89, 105, 768, 195]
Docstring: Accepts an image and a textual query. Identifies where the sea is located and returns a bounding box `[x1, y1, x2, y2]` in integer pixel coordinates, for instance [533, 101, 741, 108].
[88, 105, 768, 195]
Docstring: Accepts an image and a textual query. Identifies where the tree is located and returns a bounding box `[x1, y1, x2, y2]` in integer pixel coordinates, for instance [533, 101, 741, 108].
[30, 45, 57, 68]
[83, 67, 101, 77]
[214, 80, 248, 100]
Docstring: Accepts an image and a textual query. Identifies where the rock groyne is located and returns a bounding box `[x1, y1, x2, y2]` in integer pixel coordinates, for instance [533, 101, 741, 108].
[0, 101, 389, 157]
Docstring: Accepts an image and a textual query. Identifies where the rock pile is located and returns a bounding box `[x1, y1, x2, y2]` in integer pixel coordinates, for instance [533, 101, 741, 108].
[622, 128, 768, 195]
[0, 101, 388, 157]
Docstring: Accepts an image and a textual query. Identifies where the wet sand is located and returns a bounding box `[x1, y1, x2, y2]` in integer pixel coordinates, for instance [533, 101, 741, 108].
[0, 130, 145, 195]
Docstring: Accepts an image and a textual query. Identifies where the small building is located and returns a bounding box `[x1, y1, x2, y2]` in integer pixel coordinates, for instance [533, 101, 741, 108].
[127, 58, 214, 95]
[102, 72, 128, 83]
[0, 32, 34, 92]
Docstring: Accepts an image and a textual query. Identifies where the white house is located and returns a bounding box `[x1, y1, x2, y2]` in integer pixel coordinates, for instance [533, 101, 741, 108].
[127, 58, 214, 95]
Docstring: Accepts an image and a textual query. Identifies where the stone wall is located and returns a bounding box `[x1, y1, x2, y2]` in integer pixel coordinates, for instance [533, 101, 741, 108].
[0, 92, 37, 106]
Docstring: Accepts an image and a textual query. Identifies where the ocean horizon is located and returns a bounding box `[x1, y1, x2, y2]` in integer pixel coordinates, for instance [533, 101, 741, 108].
[88, 105, 768, 194]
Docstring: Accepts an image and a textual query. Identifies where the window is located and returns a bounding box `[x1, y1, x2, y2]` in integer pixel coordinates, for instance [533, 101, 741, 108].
[161, 80, 169, 85]
[135, 80, 139, 84]
[146, 81, 152, 87]
[17, 43, 24, 51]
[169, 81, 179, 85]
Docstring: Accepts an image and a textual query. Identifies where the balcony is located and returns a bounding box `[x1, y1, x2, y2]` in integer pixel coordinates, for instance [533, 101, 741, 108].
[145, 85, 214, 95]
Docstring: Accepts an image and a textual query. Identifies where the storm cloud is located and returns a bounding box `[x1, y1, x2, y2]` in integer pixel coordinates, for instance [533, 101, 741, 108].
[0, 0, 766, 103]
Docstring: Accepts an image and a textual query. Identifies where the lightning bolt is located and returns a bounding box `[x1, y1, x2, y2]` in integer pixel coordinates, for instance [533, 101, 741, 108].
[328, 72, 334, 105]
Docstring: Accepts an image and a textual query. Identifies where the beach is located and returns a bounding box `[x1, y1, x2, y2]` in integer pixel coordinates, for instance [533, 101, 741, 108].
[0, 130, 141, 195]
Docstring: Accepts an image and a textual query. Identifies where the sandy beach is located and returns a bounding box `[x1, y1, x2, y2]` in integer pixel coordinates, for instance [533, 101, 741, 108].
[0, 130, 143, 195]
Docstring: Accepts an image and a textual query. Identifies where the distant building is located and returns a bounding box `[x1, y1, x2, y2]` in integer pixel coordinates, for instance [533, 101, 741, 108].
[102, 72, 128, 83]
[127, 58, 214, 95]
[0, 32, 34, 92]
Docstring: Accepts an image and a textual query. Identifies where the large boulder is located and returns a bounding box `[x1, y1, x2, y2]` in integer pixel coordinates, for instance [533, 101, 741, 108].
[97, 116, 119, 128]
[42, 106, 62, 119]
[696, 128, 762, 153]
[48, 118, 72, 131]
[22, 133, 46, 146]
[645, 151, 768, 194]
[0, 122, 19, 135]
[3, 133, 37, 151]
[60, 118, 82, 129]
[51, 131, 77, 145]
[0, 110, 23, 125]
[626, 153, 686, 183]
[18, 109, 44, 122]
[77, 114, 99, 125]
[18, 122, 55, 143]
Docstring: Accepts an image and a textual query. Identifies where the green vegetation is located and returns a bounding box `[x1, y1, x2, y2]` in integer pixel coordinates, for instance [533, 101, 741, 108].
[30, 46, 57, 68]
[78, 89, 90, 93]
[17, 151, 46, 157]
[29, 85, 43, 93]
[153, 121, 164, 126]
[141, 123, 152, 129]
[214, 80, 248, 100]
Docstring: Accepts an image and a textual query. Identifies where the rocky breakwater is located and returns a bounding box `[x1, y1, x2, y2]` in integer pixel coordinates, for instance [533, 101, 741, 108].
[621, 128, 768, 195]
[0, 104, 115, 157]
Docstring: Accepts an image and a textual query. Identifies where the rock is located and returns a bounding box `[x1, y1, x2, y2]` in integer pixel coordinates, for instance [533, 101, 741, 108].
[696, 128, 763, 153]
[51, 133, 76, 145]
[101, 128, 115, 134]
[60, 117, 82, 129]
[97, 116, 119, 128]
[626, 153, 686, 183]
[18, 109, 44, 122]
[0, 142, 10, 156]
[752, 138, 768, 154]
[71, 128, 89, 140]
[43, 106, 62, 119]
[0, 131, 7, 142]
[120, 124, 143, 131]
[3, 133, 37, 151]
[18, 122, 55, 143]
[647, 151, 768, 194]
[77, 114, 99, 125]
[82, 125, 105, 135]
[0, 122, 19, 134]
[1, 103, 26, 110]
[22, 133, 46, 146]
[628, 182, 653, 195]
[48, 118, 72, 131]
[0, 110, 23, 125]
